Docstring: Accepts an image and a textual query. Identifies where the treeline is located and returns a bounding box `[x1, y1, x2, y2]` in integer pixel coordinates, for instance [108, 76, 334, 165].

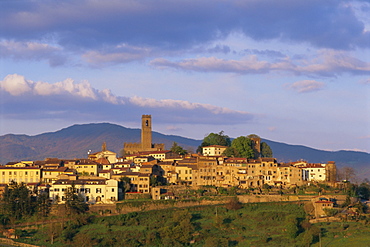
[0, 181, 89, 228]
[197, 132, 273, 158]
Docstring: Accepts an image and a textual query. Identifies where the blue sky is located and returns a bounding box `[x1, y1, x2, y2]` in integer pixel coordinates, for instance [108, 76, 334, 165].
[0, 0, 369, 153]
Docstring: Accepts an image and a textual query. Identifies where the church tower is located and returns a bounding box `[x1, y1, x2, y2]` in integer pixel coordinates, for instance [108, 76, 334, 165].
[141, 115, 152, 150]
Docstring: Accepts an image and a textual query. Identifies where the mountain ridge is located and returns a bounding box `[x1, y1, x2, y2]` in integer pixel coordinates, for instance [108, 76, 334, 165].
[0, 122, 369, 179]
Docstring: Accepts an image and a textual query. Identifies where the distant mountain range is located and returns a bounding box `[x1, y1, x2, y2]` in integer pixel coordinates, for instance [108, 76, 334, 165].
[0, 123, 369, 180]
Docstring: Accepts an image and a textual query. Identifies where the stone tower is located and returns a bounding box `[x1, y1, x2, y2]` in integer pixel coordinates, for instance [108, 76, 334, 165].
[141, 115, 152, 150]
[250, 137, 261, 157]
[325, 161, 337, 182]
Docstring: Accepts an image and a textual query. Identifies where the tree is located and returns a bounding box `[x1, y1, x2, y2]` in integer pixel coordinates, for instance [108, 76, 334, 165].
[119, 176, 131, 193]
[222, 146, 240, 157]
[197, 131, 231, 153]
[1, 181, 35, 220]
[36, 193, 52, 217]
[358, 183, 370, 200]
[337, 167, 356, 182]
[261, 142, 273, 158]
[170, 142, 188, 155]
[64, 184, 88, 215]
[230, 136, 254, 158]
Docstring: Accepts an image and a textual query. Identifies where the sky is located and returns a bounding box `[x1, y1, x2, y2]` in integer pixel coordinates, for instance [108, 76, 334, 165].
[0, 0, 369, 153]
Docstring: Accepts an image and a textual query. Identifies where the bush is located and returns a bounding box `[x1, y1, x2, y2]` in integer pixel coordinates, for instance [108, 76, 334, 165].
[226, 197, 242, 210]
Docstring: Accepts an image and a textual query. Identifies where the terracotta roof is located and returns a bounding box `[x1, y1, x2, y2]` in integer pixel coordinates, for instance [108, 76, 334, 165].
[96, 158, 110, 165]
[0, 167, 40, 170]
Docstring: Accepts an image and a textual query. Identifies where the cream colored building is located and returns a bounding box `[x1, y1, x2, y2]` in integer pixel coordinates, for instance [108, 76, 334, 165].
[50, 178, 119, 204]
[202, 145, 227, 156]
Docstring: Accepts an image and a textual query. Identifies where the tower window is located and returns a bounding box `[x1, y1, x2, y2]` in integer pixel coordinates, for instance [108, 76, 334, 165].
[146, 120, 149, 126]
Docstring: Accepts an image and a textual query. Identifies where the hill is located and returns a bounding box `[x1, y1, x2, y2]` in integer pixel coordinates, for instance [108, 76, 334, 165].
[0, 123, 369, 179]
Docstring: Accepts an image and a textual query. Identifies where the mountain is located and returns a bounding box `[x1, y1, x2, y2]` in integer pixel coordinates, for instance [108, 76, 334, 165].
[0, 123, 369, 179]
[0, 123, 201, 163]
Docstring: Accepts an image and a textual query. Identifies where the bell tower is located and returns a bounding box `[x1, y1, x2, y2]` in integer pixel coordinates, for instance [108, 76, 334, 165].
[141, 115, 152, 149]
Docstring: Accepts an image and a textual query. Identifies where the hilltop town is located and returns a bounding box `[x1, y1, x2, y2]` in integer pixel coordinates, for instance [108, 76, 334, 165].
[0, 115, 340, 205]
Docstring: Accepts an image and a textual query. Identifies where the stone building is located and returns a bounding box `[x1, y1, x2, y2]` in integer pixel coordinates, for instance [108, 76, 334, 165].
[124, 115, 165, 155]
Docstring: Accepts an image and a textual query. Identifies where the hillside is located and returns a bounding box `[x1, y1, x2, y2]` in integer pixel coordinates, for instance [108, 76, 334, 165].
[0, 123, 369, 179]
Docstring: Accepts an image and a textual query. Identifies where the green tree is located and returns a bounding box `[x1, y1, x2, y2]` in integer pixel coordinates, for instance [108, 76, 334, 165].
[261, 142, 273, 157]
[197, 131, 231, 153]
[357, 183, 370, 200]
[170, 142, 188, 155]
[1, 181, 35, 220]
[230, 136, 254, 158]
[119, 176, 131, 193]
[64, 184, 88, 216]
[222, 146, 240, 157]
[36, 193, 52, 217]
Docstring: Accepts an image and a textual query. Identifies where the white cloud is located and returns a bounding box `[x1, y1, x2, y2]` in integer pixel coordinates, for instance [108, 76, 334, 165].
[0, 74, 32, 96]
[287, 80, 325, 93]
[129, 96, 248, 115]
[0, 74, 254, 125]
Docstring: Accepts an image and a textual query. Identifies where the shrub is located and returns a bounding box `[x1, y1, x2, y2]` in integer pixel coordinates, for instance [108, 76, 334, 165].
[226, 197, 242, 210]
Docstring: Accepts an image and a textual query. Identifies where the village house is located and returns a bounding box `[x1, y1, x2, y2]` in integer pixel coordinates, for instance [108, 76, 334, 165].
[75, 159, 103, 176]
[49, 176, 119, 204]
[202, 145, 228, 156]
[42, 167, 75, 183]
[0, 166, 42, 184]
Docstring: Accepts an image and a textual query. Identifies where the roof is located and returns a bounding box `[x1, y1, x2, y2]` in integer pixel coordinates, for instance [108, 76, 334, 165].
[43, 167, 69, 172]
[0, 167, 41, 170]
[315, 201, 334, 204]
[96, 158, 110, 165]
[225, 157, 247, 163]
[53, 179, 108, 185]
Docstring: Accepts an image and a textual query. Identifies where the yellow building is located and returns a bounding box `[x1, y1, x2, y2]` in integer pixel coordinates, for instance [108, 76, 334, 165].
[42, 167, 75, 183]
[75, 159, 102, 176]
[0, 167, 42, 184]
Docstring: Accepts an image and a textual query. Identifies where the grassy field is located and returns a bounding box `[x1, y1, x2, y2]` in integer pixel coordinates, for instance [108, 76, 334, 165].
[12, 200, 370, 247]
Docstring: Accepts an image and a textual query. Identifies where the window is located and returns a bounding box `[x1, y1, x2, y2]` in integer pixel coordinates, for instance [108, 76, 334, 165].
[85, 188, 90, 193]
[55, 188, 60, 192]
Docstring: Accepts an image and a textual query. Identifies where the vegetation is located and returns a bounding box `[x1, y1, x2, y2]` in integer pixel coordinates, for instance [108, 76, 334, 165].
[261, 141, 273, 158]
[64, 183, 89, 215]
[14, 202, 314, 247]
[0, 181, 36, 220]
[197, 131, 231, 153]
[170, 142, 188, 155]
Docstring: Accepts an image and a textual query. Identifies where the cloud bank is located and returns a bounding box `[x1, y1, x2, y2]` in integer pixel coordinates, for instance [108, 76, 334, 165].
[0, 74, 254, 125]
[150, 50, 370, 77]
[1, 0, 369, 69]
